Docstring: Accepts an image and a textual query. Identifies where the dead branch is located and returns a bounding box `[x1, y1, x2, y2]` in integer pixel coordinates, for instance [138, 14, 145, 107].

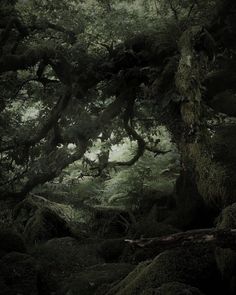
[125, 228, 236, 252]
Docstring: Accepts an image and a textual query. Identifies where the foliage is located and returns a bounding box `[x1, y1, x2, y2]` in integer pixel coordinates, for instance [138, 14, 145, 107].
[101, 127, 179, 208]
[1, 0, 236, 210]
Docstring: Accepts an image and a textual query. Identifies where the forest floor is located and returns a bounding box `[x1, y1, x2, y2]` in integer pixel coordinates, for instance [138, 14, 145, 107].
[1, 182, 236, 295]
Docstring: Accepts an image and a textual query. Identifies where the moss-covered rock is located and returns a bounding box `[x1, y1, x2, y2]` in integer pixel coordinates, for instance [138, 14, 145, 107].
[31, 237, 104, 293]
[216, 203, 236, 229]
[215, 203, 236, 294]
[13, 195, 50, 231]
[165, 171, 216, 230]
[13, 195, 73, 232]
[106, 245, 218, 295]
[141, 282, 205, 295]
[0, 252, 39, 295]
[0, 228, 26, 258]
[60, 263, 134, 295]
[91, 206, 133, 238]
[133, 205, 179, 238]
[98, 238, 127, 262]
[13, 195, 74, 244]
[23, 207, 71, 244]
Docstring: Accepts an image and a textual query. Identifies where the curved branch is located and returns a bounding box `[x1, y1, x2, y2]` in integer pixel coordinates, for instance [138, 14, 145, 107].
[110, 102, 170, 167]
[1, 93, 126, 199]
[12, 140, 88, 200]
[0, 17, 28, 47]
[0, 48, 73, 85]
[0, 86, 72, 153]
[30, 20, 77, 44]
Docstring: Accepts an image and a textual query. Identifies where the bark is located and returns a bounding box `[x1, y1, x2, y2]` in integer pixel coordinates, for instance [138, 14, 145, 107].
[0, 86, 72, 153]
[175, 2, 236, 207]
[3, 91, 128, 200]
[125, 228, 236, 252]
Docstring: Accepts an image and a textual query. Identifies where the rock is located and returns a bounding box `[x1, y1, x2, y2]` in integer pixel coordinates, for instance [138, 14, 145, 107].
[0, 252, 39, 295]
[133, 214, 179, 239]
[106, 245, 219, 295]
[141, 282, 205, 294]
[98, 238, 127, 262]
[60, 263, 135, 295]
[13, 195, 49, 231]
[165, 171, 215, 230]
[215, 203, 236, 294]
[0, 228, 26, 258]
[216, 203, 236, 229]
[130, 220, 179, 262]
[23, 207, 71, 244]
[91, 206, 133, 238]
[31, 237, 104, 293]
[13, 195, 71, 232]
[13, 195, 73, 244]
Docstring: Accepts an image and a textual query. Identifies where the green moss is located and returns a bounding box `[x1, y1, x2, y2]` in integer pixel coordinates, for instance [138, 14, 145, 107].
[216, 203, 236, 229]
[0, 252, 38, 295]
[60, 263, 134, 295]
[141, 282, 204, 295]
[107, 246, 216, 295]
[0, 228, 26, 258]
[215, 203, 236, 291]
[184, 142, 229, 207]
[23, 207, 71, 244]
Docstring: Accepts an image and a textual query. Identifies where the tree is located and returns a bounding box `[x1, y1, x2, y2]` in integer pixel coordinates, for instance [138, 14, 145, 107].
[1, 0, 236, 208]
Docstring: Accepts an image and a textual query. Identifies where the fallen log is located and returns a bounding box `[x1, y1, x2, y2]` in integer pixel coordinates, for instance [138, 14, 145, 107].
[125, 228, 236, 251]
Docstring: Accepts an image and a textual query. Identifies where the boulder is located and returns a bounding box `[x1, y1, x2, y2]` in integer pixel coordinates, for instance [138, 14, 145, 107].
[215, 203, 236, 294]
[13, 195, 50, 231]
[13, 195, 72, 244]
[60, 263, 134, 295]
[141, 282, 205, 295]
[0, 228, 26, 258]
[165, 171, 216, 230]
[23, 207, 71, 244]
[13, 195, 70, 231]
[91, 206, 133, 238]
[216, 203, 236, 230]
[31, 237, 104, 293]
[106, 245, 219, 295]
[0, 252, 39, 295]
[98, 238, 127, 262]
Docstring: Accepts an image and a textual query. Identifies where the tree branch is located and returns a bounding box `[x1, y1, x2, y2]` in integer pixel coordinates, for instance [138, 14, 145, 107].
[30, 20, 77, 44]
[125, 228, 236, 252]
[0, 86, 72, 153]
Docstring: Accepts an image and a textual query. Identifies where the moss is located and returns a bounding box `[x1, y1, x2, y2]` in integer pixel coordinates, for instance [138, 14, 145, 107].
[141, 282, 205, 295]
[133, 205, 179, 238]
[0, 228, 26, 258]
[183, 142, 229, 207]
[13, 195, 76, 233]
[31, 237, 104, 293]
[106, 260, 150, 295]
[215, 203, 236, 294]
[175, 24, 236, 209]
[216, 203, 236, 229]
[0, 252, 39, 295]
[60, 263, 134, 295]
[107, 245, 217, 295]
[23, 207, 71, 244]
[98, 238, 126, 262]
